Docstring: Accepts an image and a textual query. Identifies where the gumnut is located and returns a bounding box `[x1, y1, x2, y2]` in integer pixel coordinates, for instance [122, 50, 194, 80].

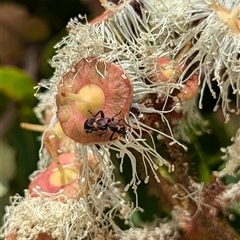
[177, 73, 199, 100]
[56, 57, 133, 144]
[7, 233, 55, 240]
[28, 152, 100, 200]
[150, 56, 181, 83]
[43, 108, 74, 152]
[20, 121, 72, 153]
[90, 0, 131, 25]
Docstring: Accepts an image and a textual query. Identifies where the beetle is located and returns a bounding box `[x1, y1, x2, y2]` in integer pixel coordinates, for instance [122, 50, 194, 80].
[84, 110, 128, 140]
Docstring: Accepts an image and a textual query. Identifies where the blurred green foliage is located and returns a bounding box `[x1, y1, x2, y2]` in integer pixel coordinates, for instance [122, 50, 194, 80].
[0, 67, 35, 101]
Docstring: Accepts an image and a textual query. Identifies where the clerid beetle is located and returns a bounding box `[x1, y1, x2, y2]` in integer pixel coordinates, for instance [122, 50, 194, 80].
[84, 110, 128, 141]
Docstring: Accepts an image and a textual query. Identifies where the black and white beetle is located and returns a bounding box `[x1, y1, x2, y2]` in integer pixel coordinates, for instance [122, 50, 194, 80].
[84, 110, 128, 140]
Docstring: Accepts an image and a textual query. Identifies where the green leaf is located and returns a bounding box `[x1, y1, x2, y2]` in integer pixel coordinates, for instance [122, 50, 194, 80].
[0, 67, 35, 102]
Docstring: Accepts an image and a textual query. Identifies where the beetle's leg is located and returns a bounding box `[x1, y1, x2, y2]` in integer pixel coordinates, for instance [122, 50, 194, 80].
[109, 132, 118, 141]
[117, 119, 131, 128]
[99, 130, 109, 137]
[99, 110, 105, 118]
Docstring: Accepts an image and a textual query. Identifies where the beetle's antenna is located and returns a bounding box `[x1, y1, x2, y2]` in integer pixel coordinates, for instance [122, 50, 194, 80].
[112, 110, 122, 119]
[88, 110, 104, 118]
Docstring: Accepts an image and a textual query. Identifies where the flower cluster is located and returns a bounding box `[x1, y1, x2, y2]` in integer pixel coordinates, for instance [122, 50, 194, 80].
[218, 128, 240, 177]
[1, 0, 240, 239]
